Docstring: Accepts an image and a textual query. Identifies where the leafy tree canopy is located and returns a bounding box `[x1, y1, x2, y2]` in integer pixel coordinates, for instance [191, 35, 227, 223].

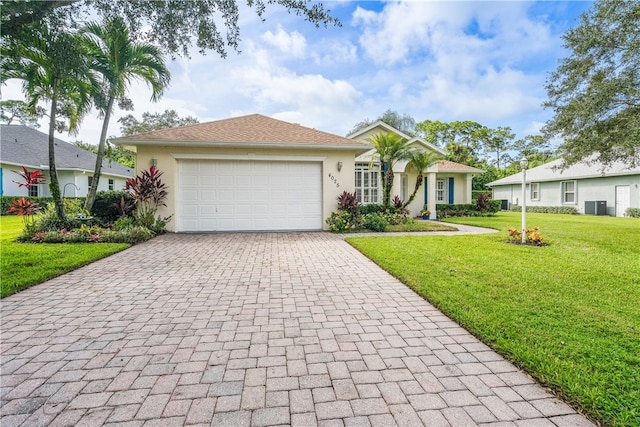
[349, 109, 417, 137]
[0, 100, 44, 127]
[119, 109, 199, 136]
[1, 0, 340, 57]
[543, 0, 640, 167]
[74, 140, 135, 169]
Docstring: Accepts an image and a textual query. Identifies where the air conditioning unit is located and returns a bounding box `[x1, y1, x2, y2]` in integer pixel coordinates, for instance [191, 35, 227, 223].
[585, 201, 607, 215]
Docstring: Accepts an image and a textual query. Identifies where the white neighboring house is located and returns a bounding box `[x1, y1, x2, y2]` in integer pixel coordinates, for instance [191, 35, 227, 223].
[487, 158, 640, 217]
[1, 124, 134, 198]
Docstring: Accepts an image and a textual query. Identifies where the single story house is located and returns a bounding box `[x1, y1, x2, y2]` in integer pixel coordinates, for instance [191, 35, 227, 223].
[114, 114, 483, 232]
[487, 158, 640, 217]
[348, 121, 483, 220]
[1, 124, 134, 198]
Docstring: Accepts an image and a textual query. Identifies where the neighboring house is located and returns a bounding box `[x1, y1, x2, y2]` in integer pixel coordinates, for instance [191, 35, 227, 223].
[1, 124, 134, 198]
[113, 114, 482, 232]
[487, 158, 640, 217]
[113, 114, 370, 232]
[348, 121, 483, 219]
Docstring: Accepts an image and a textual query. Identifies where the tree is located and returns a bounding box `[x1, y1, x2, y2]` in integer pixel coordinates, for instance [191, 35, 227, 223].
[1, 1, 339, 58]
[543, 0, 640, 168]
[73, 141, 136, 168]
[402, 150, 442, 210]
[416, 120, 487, 150]
[445, 142, 481, 166]
[414, 119, 453, 147]
[483, 126, 515, 169]
[119, 109, 199, 136]
[81, 16, 170, 212]
[349, 109, 416, 136]
[366, 132, 412, 209]
[0, 100, 44, 127]
[3, 25, 93, 220]
[513, 135, 555, 167]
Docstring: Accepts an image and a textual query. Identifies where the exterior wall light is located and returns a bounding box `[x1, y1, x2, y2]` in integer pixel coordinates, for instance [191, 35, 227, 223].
[337, 161, 343, 172]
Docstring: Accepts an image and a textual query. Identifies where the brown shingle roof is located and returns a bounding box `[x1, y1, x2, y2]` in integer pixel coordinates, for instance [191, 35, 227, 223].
[113, 114, 368, 149]
[437, 160, 484, 173]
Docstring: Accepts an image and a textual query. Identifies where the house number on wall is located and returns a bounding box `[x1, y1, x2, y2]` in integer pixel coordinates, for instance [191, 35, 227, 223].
[328, 173, 340, 188]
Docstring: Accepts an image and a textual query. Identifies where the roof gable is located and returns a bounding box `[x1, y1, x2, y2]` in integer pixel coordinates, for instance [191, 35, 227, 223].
[348, 120, 446, 156]
[0, 125, 134, 177]
[487, 158, 640, 186]
[113, 114, 369, 150]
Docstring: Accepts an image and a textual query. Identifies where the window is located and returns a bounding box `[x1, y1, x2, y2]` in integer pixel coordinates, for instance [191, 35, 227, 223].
[436, 179, 445, 202]
[562, 180, 576, 203]
[355, 164, 380, 203]
[28, 185, 38, 197]
[531, 183, 540, 201]
[88, 176, 93, 190]
[108, 179, 114, 190]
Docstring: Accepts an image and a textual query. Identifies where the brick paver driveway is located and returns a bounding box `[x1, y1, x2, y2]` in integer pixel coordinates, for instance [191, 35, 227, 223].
[1, 233, 593, 426]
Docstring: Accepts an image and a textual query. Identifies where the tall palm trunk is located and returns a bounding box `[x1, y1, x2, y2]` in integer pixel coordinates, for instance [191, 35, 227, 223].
[84, 95, 115, 211]
[383, 169, 395, 209]
[402, 172, 424, 210]
[48, 93, 65, 220]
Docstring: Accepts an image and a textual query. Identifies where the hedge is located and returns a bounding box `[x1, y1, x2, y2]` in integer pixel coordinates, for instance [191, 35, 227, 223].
[1, 196, 86, 215]
[510, 205, 579, 215]
[625, 208, 640, 218]
[436, 200, 501, 218]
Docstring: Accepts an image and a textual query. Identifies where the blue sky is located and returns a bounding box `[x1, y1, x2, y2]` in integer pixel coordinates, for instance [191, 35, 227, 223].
[4, 1, 593, 146]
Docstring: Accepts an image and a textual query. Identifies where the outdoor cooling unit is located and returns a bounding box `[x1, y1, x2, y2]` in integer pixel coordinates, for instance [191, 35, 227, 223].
[585, 201, 607, 215]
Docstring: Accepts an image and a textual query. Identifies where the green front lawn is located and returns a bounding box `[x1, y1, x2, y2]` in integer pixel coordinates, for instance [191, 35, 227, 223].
[1, 215, 130, 298]
[347, 212, 640, 426]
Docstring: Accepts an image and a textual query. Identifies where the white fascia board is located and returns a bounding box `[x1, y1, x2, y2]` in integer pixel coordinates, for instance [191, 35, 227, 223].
[114, 139, 369, 152]
[172, 153, 327, 162]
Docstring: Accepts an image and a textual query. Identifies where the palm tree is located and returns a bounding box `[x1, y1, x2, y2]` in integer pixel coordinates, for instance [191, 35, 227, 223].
[81, 16, 171, 212]
[4, 25, 93, 220]
[401, 150, 442, 210]
[366, 132, 411, 209]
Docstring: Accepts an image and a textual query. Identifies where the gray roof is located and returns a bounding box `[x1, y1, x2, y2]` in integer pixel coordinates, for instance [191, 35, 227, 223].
[1, 125, 134, 177]
[487, 158, 640, 186]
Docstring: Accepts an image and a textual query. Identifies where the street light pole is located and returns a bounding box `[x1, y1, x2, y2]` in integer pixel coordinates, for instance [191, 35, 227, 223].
[520, 157, 528, 244]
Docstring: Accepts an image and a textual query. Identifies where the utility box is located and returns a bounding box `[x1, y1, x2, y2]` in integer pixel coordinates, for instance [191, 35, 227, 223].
[500, 200, 510, 211]
[585, 201, 607, 215]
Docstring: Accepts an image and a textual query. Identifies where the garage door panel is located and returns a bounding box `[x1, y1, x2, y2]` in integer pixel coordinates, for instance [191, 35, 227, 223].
[178, 160, 322, 231]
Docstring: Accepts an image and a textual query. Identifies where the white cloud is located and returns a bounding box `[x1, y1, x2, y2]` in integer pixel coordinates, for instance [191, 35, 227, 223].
[261, 24, 307, 57]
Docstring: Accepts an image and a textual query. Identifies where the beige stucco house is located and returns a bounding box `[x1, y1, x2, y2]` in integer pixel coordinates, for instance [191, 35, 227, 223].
[348, 122, 483, 219]
[113, 114, 369, 232]
[114, 114, 482, 232]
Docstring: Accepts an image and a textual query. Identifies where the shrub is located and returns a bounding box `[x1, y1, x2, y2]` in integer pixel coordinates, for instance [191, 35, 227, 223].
[625, 208, 640, 218]
[360, 203, 385, 215]
[101, 226, 155, 244]
[363, 212, 388, 232]
[511, 205, 579, 215]
[112, 216, 136, 231]
[337, 191, 360, 215]
[326, 210, 355, 232]
[91, 191, 134, 221]
[507, 226, 547, 246]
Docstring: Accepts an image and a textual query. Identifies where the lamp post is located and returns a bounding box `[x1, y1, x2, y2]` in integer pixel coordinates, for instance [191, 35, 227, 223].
[520, 157, 528, 244]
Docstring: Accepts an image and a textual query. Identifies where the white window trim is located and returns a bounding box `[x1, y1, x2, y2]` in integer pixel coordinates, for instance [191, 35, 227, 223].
[561, 180, 577, 204]
[531, 182, 540, 201]
[355, 163, 381, 204]
[436, 179, 445, 202]
[108, 178, 115, 191]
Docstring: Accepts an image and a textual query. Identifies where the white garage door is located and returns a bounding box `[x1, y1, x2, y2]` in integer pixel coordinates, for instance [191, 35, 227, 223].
[177, 159, 322, 231]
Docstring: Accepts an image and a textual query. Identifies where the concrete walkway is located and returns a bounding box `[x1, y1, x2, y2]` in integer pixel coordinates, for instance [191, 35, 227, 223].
[1, 232, 593, 426]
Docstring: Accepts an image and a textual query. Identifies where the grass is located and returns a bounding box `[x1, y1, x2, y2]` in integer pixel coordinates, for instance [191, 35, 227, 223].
[347, 212, 640, 426]
[1, 215, 130, 298]
[386, 220, 457, 232]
